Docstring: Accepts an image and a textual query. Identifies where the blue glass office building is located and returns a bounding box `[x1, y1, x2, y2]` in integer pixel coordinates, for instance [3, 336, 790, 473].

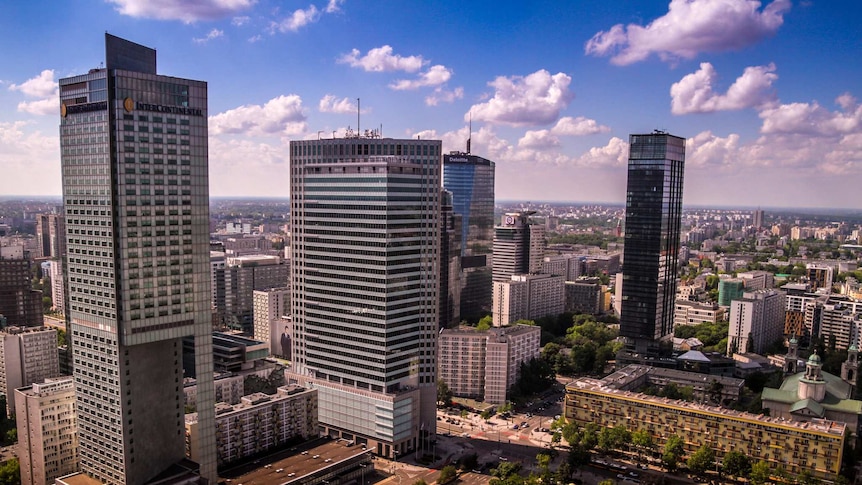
[443, 153, 495, 323]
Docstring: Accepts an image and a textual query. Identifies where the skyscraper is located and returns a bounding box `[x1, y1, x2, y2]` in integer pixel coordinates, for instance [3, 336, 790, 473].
[619, 132, 685, 356]
[59, 34, 216, 483]
[443, 153, 495, 323]
[492, 211, 545, 282]
[288, 136, 440, 458]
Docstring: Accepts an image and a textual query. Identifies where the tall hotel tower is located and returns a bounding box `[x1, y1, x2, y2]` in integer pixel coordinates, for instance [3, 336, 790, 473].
[289, 136, 440, 458]
[442, 154, 495, 323]
[59, 34, 216, 483]
[619, 132, 686, 357]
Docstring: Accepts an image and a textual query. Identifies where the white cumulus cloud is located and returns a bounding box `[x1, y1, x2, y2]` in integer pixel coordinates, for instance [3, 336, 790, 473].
[671, 62, 778, 114]
[518, 130, 561, 150]
[551, 116, 611, 136]
[468, 70, 574, 127]
[193, 28, 224, 44]
[318, 94, 358, 114]
[575, 137, 630, 167]
[9, 69, 57, 98]
[586, 0, 791, 65]
[232, 16, 250, 26]
[338, 45, 425, 73]
[9, 70, 59, 116]
[0, 121, 60, 195]
[326, 0, 345, 13]
[209, 95, 308, 136]
[107, 0, 256, 23]
[270, 4, 320, 33]
[390, 65, 452, 90]
[425, 87, 464, 106]
[759, 100, 862, 136]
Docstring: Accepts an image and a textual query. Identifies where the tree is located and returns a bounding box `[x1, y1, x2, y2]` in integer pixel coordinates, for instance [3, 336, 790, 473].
[631, 429, 654, 462]
[477, 315, 493, 330]
[722, 450, 751, 479]
[662, 434, 685, 471]
[0, 458, 18, 485]
[413, 480, 428, 485]
[686, 445, 715, 477]
[797, 470, 820, 485]
[57, 328, 67, 347]
[536, 453, 552, 484]
[439, 465, 458, 484]
[491, 461, 522, 479]
[750, 460, 771, 485]
[437, 379, 453, 407]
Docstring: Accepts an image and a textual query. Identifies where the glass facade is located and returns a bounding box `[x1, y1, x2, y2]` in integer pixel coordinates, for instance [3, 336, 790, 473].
[443, 154, 495, 322]
[289, 138, 440, 456]
[620, 133, 686, 355]
[60, 34, 216, 484]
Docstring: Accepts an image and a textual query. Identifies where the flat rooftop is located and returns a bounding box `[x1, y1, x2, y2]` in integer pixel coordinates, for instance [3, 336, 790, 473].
[222, 439, 373, 485]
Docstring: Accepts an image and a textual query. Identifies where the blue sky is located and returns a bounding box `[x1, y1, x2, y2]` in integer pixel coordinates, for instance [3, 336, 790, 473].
[1, 0, 861, 208]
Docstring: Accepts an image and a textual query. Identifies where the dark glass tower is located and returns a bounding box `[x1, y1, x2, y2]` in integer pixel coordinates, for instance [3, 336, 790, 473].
[620, 132, 685, 356]
[59, 34, 216, 483]
[443, 153, 495, 323]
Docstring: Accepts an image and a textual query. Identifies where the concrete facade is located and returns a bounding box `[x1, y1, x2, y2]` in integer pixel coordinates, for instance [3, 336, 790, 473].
[15, 377, 78, 485]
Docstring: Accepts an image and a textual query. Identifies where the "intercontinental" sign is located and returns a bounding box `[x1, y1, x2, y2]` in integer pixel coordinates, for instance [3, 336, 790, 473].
[135, 101, 203, 117]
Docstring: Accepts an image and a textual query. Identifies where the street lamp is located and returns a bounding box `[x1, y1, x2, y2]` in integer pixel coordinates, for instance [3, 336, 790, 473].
[359, 463, 367, 485]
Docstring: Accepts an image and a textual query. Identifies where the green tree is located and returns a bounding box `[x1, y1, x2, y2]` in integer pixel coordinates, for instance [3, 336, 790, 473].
[722, 450, 751, 479]
[437, 379, 453, 407]
[631, 429, 654, 462]
[750, 460, 771, 485]
[536, 453, 552, 484]
[491, 461, 522, 479]
[662, 434, 685, 471]
[686, 445, 715, 477]
[57, 328, 67, 347]
[0, 458, 18, 485]
[439, 465, 458, 484]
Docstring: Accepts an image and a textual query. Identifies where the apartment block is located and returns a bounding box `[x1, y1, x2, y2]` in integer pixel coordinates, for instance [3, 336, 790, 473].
[15, 377, 78, 485]
[728, 289, 786, 355]
[0, 326, 60, 416]
[438, 324, 541, 404]
[674, 300, 726, 328]
[186, 385, 317, 467]
[252, 287, 290, 353]
[565, 378, 845, 481]
[492, 273, 564, 326]
[565, 277, 603, 315]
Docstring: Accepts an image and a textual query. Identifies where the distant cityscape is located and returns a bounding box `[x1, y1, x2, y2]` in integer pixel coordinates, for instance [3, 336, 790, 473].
[2, 32, 862, 485]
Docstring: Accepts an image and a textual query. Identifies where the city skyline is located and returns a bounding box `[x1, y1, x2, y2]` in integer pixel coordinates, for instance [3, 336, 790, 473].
[2, 1, 862, 208]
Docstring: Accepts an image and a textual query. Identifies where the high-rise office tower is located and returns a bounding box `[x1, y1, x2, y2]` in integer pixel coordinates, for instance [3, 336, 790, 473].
[288, 137, 440, 458]
[439, 189, 461, 328]
[752, 208, 764, 230]
[443, 153, 495, 323]
[492, 211, 545, 282]
[620, 132, 685, 356]
[59, 34, 216, 483]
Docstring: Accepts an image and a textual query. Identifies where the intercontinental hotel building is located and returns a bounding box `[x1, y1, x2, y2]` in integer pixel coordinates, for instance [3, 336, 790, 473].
[59, 34, 216, 484]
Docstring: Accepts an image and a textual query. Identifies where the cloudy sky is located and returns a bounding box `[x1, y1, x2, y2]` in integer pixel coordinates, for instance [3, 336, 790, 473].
[1, 0, 860, 208]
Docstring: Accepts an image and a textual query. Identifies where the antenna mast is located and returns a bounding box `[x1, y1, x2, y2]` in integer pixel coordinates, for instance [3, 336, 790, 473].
[357, 98, 360, 136]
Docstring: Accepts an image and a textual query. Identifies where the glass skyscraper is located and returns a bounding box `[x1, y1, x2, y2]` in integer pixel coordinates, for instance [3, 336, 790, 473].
[443, 153, 495, 323]
[288, 137, 439, 458]
[59, 34, 216, 484]
[620, 132, 686, 356]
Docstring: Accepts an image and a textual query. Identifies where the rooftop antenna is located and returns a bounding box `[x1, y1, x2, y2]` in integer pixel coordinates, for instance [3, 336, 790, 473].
[466, 111, 472, 154]
[357, 98, 360, 137]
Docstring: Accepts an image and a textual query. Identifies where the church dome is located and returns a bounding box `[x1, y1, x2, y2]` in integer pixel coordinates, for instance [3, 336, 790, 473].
[808, 353, 822, 364]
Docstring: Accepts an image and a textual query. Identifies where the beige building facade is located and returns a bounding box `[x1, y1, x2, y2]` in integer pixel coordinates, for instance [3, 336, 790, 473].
[15, 377, 78, 485]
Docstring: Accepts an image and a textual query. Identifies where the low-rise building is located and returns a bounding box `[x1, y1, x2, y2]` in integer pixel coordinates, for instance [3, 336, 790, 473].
[565, 377, 846, 481]
[673, 300, 725, 328]
[185, 385, 318, 467]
